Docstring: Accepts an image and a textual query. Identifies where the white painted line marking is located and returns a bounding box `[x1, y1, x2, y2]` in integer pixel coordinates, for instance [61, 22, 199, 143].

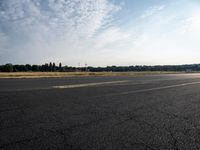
[53, 80, 129, 89]
[105, 81, 200, 97]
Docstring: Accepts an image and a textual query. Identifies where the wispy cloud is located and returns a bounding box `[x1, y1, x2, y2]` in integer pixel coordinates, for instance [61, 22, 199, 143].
[179, 12, 200, 34]
[93, 27, 130, 48]
[126, 3, 200, 65]
[0, 0, 123, 64]
[141, 5, 165, 19]
[0, 0, 120, 40]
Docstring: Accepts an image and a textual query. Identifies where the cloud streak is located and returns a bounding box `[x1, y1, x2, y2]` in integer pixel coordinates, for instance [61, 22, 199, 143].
[141, 5, 165, 19]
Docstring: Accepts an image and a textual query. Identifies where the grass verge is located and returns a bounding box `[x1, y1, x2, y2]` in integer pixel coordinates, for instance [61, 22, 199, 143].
[0, 71, 183, 78]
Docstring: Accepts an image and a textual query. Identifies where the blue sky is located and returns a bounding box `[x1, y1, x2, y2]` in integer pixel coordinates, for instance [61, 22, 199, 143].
[0, 0, 200, 66]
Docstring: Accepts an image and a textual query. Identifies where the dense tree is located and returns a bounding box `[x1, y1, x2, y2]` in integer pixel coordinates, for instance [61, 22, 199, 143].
[32, 65, 39, 71]
[1, 62, 200, 72]
[44, 63, 49, 71]
[25, 64, 32, 71]
[3, 64, 13, 72]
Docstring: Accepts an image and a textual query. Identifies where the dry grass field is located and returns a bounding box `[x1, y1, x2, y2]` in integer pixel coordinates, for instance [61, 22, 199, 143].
[0, 71, 181, 78]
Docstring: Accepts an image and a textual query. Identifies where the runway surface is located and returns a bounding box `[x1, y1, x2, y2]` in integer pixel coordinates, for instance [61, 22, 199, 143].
[1, 73, 200, 150]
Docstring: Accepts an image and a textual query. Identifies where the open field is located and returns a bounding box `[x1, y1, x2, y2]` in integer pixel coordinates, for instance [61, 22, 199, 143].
[1, 73, 200, 149]
[0, 71, 182, 78]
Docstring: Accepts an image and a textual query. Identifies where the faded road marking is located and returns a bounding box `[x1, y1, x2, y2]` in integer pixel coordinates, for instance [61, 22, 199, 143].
[123, 81, 200, 94]
[53, 80, 129, 89]
[96, 81, 200, 97]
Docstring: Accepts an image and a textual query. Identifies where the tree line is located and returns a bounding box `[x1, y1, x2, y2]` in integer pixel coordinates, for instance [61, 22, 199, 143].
[0, 63, 200, 72]
[0, 62, 63, 72]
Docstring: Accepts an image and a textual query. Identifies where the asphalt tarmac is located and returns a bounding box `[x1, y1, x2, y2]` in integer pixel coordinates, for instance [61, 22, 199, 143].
[1, 73, 200, 150]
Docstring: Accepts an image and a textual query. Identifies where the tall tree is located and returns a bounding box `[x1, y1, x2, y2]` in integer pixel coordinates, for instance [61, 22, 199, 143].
[49, 62, 53, 72]
[59, 62, 62, 72]
[52, 62, 56, 72]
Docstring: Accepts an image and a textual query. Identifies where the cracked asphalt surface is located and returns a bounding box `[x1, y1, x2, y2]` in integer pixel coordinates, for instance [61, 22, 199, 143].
[1, 73, 200, 150]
